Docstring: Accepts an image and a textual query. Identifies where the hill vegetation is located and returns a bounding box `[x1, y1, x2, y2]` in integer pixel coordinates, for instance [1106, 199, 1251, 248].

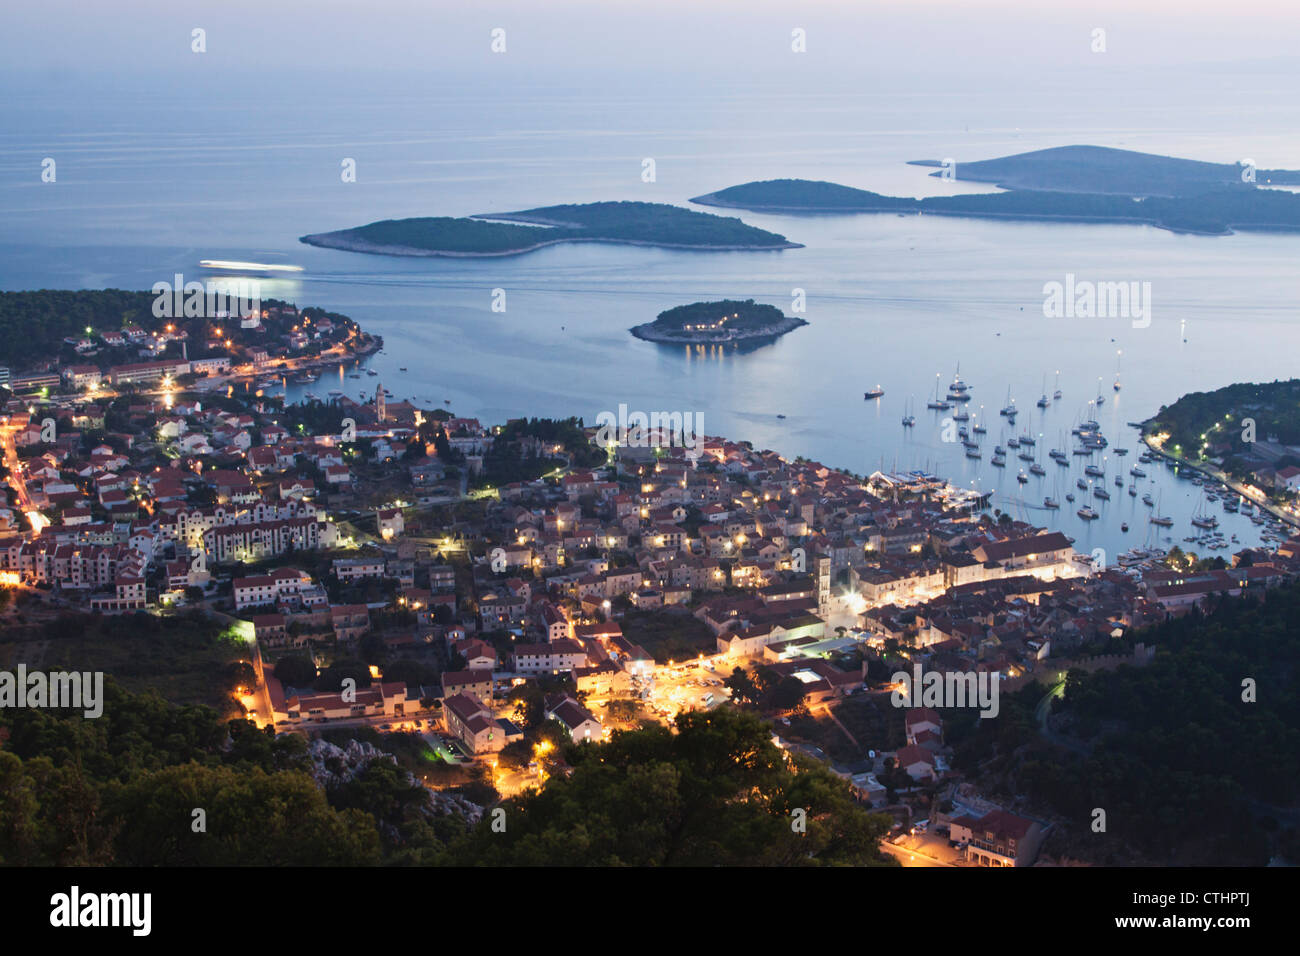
[301, 202, 799, 257]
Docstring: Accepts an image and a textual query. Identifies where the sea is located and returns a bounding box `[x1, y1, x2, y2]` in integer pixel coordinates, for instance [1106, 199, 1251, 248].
[3, 65, 1300, 560]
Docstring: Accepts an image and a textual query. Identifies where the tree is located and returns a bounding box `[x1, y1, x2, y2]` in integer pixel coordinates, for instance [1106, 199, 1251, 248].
[451, 707, 895, 866]
[273, 655, 317, 687]
[724, 667, 760, 705]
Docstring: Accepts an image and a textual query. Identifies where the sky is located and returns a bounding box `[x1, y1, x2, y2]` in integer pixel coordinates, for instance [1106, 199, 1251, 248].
[5, 0, 1300, 90]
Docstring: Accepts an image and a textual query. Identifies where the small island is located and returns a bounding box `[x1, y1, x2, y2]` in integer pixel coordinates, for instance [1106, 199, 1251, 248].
[301, 201, 801, 258]
[629, 299, 807, 347]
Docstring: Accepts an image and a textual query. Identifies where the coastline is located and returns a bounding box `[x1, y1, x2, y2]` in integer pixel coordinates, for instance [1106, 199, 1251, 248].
[300, 232, 803, 258]
[689, 193, 1237, 236]
[629, 315, 808, 345]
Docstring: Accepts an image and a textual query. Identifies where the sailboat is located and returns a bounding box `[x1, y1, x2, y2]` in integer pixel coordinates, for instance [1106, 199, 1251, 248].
[999, 386, 1017, 417]
[1037, 373, 1050, 408]
[1095, 377, 1105, 406]
[1150, 492, 1173, 526]
[1113, 349, 1123, 392]
[1191, 490, 1218, 529]
[901, 397, 915, 427]
[1053, 370, 1062, 401]
[926, 374, 951, 410]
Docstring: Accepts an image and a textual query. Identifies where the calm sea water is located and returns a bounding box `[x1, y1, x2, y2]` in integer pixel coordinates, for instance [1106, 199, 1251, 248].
[3, 69, 1299, 558]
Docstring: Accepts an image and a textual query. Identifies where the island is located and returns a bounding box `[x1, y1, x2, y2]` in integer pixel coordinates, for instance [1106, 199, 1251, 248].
[300, 201, 802, 258]
[691, 146, 1300, 236]
[629, 298, 807, 347]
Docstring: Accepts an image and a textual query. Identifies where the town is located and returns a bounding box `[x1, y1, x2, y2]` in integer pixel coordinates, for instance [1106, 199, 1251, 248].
[2, 300, 1300, 867]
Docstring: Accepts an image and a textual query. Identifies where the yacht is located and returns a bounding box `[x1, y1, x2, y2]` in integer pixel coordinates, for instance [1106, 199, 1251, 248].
[1044, 496, 1060, 509]
[1077, 506, 1099, 520]
[1114, 475, 1124, 487]
[902, 414, 916, 427]
[1017, 471, 1029, 483]
[973, 423, 987, 435]
[1029, 463, 1046, 476]
[1142, 493, 1154, 507]
[1019, 449, 1036, 462]
[1094, 487, 1111, 500]
[991, 454, 1007, 467]
[1007, 437, 1020, 448]
[1084, 464, 1105, 477]
[864, 386, 885, 399]
[952, 408, 969, 421]
[1019, 434, 1036, 446]
[1066, 493, 1076, 503]
[965, 447, 981, 459]
[1130, 466, 1146, 477]
[1076, 478, 1088, 490]
[1151, 514, 1174, 527]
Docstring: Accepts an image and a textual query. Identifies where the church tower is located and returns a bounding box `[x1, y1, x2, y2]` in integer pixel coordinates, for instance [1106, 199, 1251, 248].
[375, 381, 386, 422]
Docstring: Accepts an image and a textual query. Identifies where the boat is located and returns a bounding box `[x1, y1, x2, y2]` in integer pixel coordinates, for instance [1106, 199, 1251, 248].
[1151, 513, 1174, 527]
[1191, 514, 1219, 530]
[1017, 471, 1029, 483]
[1019, 434, 1036, 446]
[1130, 466, 1146, 477]
[1030, 463, 1046, 476]
[1076, 478, 1088, 490]
[1241, 501, 1255, 515]
[1113, 351, 1122, 391]
[1078, 506, 1099, 520]
[973, 423, 987, 434]
[1044, 497, 1060, 509]
[994, 444, 1006, 456]
[1036, 374, 1050, 408]
[966, 447, 981, 458]
[1007, 437, 1020, 448]
[1121, 522, 1129, 532]
[366, 369, 378, 376]
[999, 386, 1017, 417]
[864, 386, 885, 399]
[1115, 448, 1129, 456]
[952, 408, 969, 421]
[1128, 483, 1137, 497]
[1084, 464, 1105, 477]
[901, 415, 914, 427]
[1066, 493, 1076, 503]
[1053, 370, 1062, 401]
[1114, 475, 1124, 487]
[776, 414, 787, 420]
[399, 367, 408, 372]
[1094, 487, 1111, 500]
[1142, 493, 1154, 506]
[1019, 450, 1036, 462]
[991, 454, 1006, 467]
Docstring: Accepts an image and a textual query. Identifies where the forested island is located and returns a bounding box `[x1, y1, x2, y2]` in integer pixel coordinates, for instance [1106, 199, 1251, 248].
[692, 146, 1300, 236]
[629, 299, 807, 346]
[301, 201, 800, 258]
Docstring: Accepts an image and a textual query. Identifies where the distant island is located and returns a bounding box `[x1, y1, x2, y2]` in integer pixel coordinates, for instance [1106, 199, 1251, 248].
[300, 201, 801, 258]
[907, 145, 1300, 196]
[629, 299, 807, 346]
[692, 146, 1300, 236]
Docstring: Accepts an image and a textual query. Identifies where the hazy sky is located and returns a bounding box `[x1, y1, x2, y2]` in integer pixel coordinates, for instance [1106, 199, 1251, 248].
[6, 0, 1300, 88]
